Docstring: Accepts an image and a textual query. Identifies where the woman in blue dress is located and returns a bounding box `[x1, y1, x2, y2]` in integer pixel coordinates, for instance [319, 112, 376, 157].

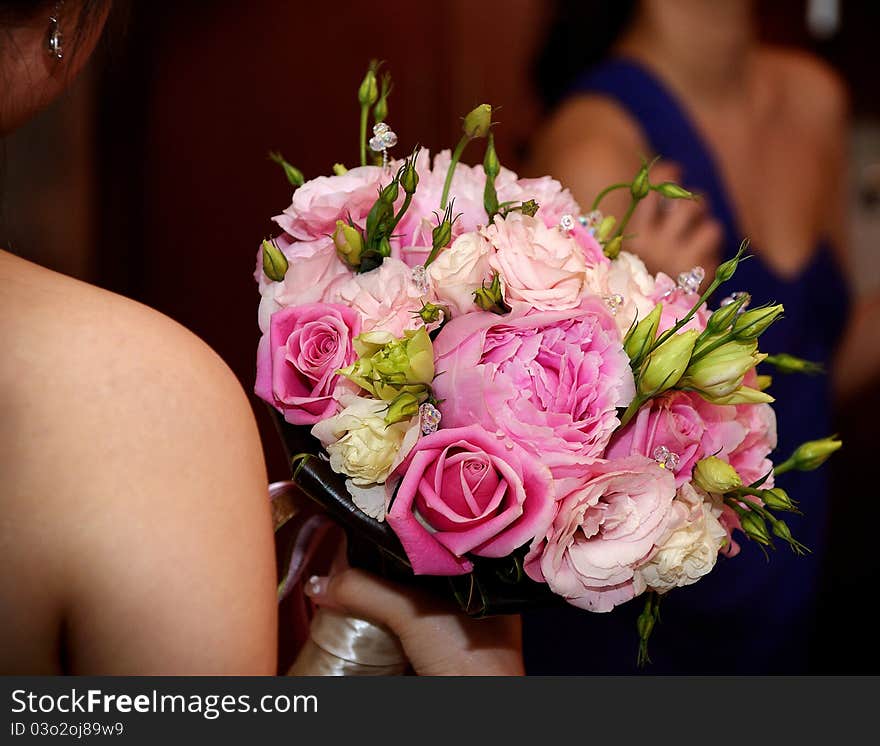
[523, 0, 880, 673]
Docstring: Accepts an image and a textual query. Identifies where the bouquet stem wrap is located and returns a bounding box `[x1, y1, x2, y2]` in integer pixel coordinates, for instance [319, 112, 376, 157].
[287, 608, 407, 676]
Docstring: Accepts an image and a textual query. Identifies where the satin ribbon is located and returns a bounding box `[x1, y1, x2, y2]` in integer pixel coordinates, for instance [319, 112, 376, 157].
[287, 608, 407, 676]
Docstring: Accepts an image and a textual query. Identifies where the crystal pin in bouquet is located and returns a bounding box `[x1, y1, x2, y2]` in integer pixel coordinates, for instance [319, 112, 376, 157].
[255, 61, 841, 668]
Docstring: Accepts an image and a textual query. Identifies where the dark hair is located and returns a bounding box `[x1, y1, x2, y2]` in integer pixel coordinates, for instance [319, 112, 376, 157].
[0, 0, 110, 46]
[534, 0, 638, 111]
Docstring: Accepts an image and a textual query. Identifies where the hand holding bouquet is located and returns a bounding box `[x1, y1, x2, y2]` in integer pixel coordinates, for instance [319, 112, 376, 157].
[256, 62, 840, 662]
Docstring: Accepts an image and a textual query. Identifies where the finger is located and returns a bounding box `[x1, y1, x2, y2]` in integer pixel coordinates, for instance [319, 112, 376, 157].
[681, 218, 723, 265]
[304, 568, 439, 634]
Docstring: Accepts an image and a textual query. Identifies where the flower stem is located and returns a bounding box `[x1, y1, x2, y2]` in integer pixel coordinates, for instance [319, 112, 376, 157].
[440, 135, 470, 209]
[591, 182, 630, 211]
[360, 105, 369, 167]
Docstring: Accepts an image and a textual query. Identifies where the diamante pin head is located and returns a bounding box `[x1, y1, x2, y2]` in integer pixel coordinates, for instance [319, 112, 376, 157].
[559, 214, 576, 232]
[419, 403, 442, 435]
[581, 210, 603, 232]
[410, 265, 429, 294]
[369, 122, 398, 152]
[719, 291, 750, 313]
[653, 445, 681, 472]
[604, 294, 624, 315]
[677, 266, 705, 294]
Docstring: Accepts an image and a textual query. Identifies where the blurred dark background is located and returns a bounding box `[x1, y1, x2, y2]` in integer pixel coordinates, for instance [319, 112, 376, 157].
[4, 0, 879, 672]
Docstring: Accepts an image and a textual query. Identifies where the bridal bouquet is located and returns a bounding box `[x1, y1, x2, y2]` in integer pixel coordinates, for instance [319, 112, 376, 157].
[255, 63, 840, 661]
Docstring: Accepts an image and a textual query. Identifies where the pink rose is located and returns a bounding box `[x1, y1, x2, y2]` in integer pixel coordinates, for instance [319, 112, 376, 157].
[274, 166, 384, 241]
[432, 297, 635, 477]
[525, 456, 678, 612]
[327, 257, 425, 336]
[426, 231, 494, 317]
[386, 424, 555, 575]
[606, 391, 707, 487]
[255, 303, 360, 425]
[485, 214, 589, 312]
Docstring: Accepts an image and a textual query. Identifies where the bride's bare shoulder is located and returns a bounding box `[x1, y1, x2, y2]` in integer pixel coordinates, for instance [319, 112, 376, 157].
[0, 250, 252, 445]
[0, 252, 275, 673]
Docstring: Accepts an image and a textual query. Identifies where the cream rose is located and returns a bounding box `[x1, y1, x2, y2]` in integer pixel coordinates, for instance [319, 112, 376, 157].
[426, 231, 494, 317]
[584, 250, 657, 334]
[636, 482, 727, 592]
[311, 395, 420, 487]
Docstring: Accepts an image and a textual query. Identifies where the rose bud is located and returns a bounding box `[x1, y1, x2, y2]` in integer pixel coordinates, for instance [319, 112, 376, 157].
[732, 304, 784, 340]
[463, 103, 492, 139]
[261, 238, 289, 282]
[693, 456, 743, 494]
[762, 487, 797, 512]
[624, 303, 662, 363]
[638, 329, 699, 396]
[740, 510, 771, 546]
[332, 220, 365, 269]
[680, 338, 765, 400]
[653, 182, 696, 200]
[705, 293, 750, 334]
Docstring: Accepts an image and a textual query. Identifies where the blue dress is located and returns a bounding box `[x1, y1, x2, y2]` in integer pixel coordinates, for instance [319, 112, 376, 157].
[522, 58, 851, 674]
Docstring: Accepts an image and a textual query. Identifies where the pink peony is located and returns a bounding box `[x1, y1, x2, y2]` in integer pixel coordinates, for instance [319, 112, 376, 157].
[386, 424, 556, 575]
[270, 235, 352, 308]
[255, 303, 360, 425]
[525, 456, 678, 612]
[606, 391, 707, 487]
[274, 166, 384, 241]
[485, 214, 589, 312]
[431, 297, 635, 477]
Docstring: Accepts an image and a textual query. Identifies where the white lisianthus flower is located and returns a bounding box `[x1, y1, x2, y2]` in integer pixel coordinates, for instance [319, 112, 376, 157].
[311, 395, 420, 521]
[584, 251, 656, 334]
[637, 482, 727, 592]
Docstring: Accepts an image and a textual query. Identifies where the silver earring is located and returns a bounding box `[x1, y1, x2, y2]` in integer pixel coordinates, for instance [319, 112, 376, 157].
[46, 1, 64, 61]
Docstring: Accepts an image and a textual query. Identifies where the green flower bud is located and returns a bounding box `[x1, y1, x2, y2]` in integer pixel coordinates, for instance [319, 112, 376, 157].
[638, 330, 699, 395]
[652, 182, 696, 200]
[400, 158, 419, 195]
[740, 511, 771, 545]
[715, 241, 747, 284]
[483, 132, 500, 178]
[332, 163, 348, 176]
[680, 339, 765, 400]
[732, 304, 784, 340]
[373, 72, 392, 123]
[385, 391, 421, 425]
[379, 178, 400, 206]
[624, 304, 662, 363]
[463, 104, 492, 139]
[358, 63, 379, 106]
[631, 164, 651, 200]
[268, 151, 305, 188]
[693, 456, 743, 494]
[261, 239, 288, 282]
[597, 215, 617, 242]
[787, 437, 843, 471]
[603, 235, 623, 260]
[473, 273, 510, 315]
[414, 301, 445, 326]
[705, 294, 750, 334]
[762, 487, 796, 512]
[332, 220, 364, 269]
[763, 353, 824, 375]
